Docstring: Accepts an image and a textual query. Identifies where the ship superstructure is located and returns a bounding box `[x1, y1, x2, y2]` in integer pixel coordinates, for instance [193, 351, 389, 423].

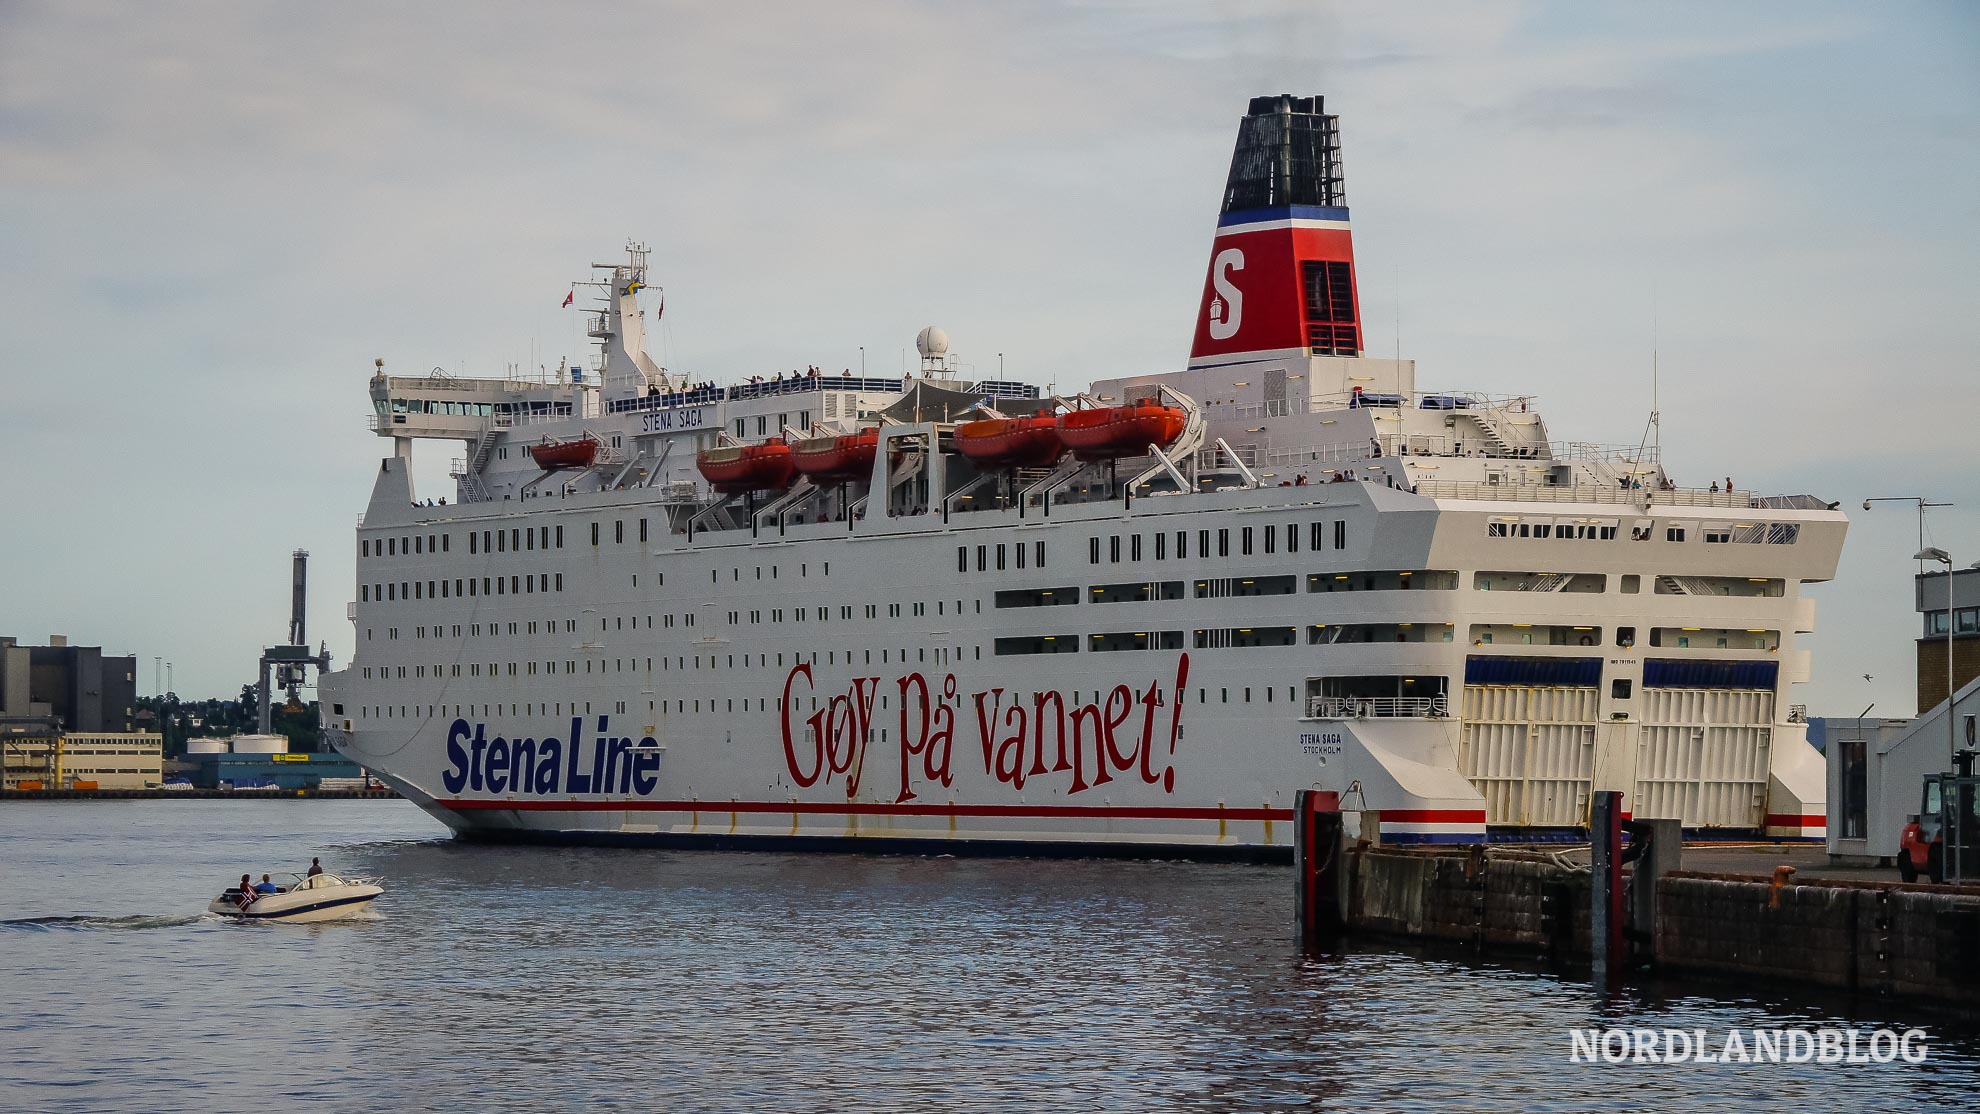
[321, 95, 1844, 854]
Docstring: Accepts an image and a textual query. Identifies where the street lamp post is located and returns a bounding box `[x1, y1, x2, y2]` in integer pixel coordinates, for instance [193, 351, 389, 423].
[1864, 496, 1954, 572]
[1917, 546, 1956, 765]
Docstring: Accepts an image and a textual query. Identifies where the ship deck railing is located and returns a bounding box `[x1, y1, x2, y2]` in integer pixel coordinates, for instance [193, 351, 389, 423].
[1306, 696, 1450, 720]
[1412, 479, 1764, 508]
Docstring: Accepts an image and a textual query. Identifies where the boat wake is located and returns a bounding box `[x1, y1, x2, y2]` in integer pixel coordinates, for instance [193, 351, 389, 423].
[0, 913, 208, 932]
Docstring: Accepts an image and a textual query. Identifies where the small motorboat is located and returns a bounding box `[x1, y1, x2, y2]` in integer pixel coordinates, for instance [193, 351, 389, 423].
[1056, 402, 1187, 460]
[791, 429, 880, 484]
[954, 415, 1064, 469]
[208, 872, 384, 923]
[528, 435, 601, 471]
[696, 442, 797, 493]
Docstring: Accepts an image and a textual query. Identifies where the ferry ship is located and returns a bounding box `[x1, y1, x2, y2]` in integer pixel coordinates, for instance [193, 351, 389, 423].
[319, 95, 1845, 856]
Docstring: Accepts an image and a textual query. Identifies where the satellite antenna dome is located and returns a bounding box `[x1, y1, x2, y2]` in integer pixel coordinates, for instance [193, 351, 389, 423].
[916, 326, 950, 359]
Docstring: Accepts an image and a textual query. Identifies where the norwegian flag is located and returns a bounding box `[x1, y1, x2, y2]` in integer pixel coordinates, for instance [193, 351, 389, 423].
[235, 887, 257, 911]
[561, 289, 574, 308]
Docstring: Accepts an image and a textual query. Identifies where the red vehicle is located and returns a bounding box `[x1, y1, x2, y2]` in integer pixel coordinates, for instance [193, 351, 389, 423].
[1898, 752, 1979, 884]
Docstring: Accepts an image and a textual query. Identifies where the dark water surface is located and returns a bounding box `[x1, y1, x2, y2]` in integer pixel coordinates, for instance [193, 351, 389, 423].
[2, 800, 1976, 1112]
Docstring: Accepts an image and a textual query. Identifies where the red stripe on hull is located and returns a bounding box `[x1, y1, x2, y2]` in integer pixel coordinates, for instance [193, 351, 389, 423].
[437, 798, 1293, 821]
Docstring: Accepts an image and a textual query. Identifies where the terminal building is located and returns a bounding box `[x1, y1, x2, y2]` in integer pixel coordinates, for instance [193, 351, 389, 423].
[177, 734, 366, 790]
[1827, 565, 1980, 866]
[1, 636, 161, 789]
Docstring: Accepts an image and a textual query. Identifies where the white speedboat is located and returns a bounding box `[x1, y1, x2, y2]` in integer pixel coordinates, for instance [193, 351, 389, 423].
[208, 872, 384, 922]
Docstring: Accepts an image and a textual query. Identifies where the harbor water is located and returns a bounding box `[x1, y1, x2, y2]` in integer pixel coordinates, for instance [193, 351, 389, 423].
[2, 800, 1977, 1112]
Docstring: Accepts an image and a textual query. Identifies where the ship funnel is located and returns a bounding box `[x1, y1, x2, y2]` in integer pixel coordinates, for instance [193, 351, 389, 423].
[1189, 94, 1361, 366]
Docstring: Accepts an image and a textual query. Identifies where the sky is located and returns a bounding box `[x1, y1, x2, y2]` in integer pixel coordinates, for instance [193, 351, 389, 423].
[1, 1, 1974, 715]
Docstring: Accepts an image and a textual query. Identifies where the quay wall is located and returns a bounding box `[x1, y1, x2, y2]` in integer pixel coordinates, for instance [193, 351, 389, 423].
[1343, 847, 1980, 1008]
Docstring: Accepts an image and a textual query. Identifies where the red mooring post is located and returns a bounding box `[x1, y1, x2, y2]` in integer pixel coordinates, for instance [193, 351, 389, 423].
[1589, 790, 1625, 980]
[1295, 789, 1344, 948]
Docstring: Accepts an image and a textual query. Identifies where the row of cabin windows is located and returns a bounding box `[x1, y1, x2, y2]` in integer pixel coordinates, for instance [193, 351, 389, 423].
[994, 572, 1452, 609]
[1086, 522, 1346, 565]
[363, 573, 565, 602]
[958, 541, 1046, 573]
[1487, 520, 1800, 546]
[711, 563, 830, 583]
[995, 627, 1301, 655]
[360, 645, 988, 685]
[725, 600, 980, 625]
[356, 678, 1301, 723]
[363, 533, 453, 558]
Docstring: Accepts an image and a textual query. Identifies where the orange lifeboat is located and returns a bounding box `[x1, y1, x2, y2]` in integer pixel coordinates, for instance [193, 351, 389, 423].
[1055, 403, 1187, 461]
[696, 442, 797, 493]
[791, 429, 879, 484]
[954, 415, 1063, 469]
[527, 435, 600, 470]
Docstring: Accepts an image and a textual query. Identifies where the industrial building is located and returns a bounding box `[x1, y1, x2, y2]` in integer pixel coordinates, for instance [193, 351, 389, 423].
[1828, 565, 1980, 866]
[1, 636, 161, 790]
[178, 733, 364, 790]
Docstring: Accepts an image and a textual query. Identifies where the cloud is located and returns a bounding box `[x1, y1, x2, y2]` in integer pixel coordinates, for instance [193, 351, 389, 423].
[0, 0, 1974, 711]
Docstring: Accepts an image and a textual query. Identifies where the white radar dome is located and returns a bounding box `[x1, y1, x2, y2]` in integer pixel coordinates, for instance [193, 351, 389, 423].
[915, 326, 949, 359]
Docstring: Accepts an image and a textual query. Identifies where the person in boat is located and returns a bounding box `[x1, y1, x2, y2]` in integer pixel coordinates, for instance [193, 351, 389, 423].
[307, 857, 324, 877]
[255, 874, 280, 894]
[238, 873, 252, 895]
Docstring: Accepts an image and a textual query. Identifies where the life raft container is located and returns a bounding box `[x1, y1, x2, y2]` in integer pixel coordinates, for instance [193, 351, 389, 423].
[953, 415, 1064, 469]
[1055, 403, 1187, 461]
[695, 442, 797, 493]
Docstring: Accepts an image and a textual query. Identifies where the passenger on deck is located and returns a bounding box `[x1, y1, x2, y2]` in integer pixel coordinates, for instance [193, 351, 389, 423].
[254, 874, 280, 894]
[1710, 481, 1720, 493]
[307, 857, 324, 877]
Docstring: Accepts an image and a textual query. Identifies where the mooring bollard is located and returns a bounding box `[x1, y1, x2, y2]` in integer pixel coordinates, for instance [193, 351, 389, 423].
[1295, 789, 1344, 948]
[1590, 790, 1625, 979]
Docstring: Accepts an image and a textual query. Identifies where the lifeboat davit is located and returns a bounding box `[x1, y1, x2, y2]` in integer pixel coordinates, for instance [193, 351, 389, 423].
[528, 435, 600, 471]
[791, 429, 879, 484]
[696, 442, 797, 493]
[954, 415, 1064, 469]
[1055, 403, 1187, 461]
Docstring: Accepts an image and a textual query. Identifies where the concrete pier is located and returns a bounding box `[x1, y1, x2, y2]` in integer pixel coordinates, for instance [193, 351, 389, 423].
[1334, 840, 1980, 1009]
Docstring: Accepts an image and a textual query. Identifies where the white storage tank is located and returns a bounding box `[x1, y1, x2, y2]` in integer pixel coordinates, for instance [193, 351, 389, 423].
[185, 737, 230, 754]
[230, 734, 289, 754]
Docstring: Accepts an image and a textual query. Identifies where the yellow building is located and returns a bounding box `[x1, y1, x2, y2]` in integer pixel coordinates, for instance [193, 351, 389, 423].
[1, 733, 163, 790]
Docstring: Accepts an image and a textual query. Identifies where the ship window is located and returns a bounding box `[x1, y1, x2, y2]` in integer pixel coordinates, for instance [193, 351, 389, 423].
[616, 521, 624, 544]
[1089, 537, 1100, 564]
[639, 518, 649, 543]
[1242, 527, 1253, 556]
[443, 534, 450, 553]
[1090, 581, 1184, 603]
[1616, 626, 1635, 647]
[1155, 533, 1167, 560]
[757, 416, 767, 435]
[1108, 536, 1120, 563]
[1264, 527, 1275, 555]
[1287, 523, 1298, 553]
[1612, 679, 1632, 700]
[996, 544, 1007, 571]
[1177, 531, 1188, 560]
[995, 587, 1077, 608]
[1016, 543, 1027, 570]
[361, 585, 369, 602]
[977, 545, 988, 572]
[512, 529, 520, 550]
[387, 538, 396, 556]
[556, 525, 565, 548]
[1621, 574, 1639, 594]
[1334, 521, 1346, 549]
[994, 635, 1077, 656]
[1199, 530, 1210, 557]
[958, 546, 968, 573]
[591, 522, 600, 546]
[1218, 529, 1230, 557]
[362, 540, 370, 557]
[1089, 631, 1184, 652]
[1311, 522, 1325, 549]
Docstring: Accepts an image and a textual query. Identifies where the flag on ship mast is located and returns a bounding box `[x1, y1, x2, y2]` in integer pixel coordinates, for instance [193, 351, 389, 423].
[561, 289, 574, 308]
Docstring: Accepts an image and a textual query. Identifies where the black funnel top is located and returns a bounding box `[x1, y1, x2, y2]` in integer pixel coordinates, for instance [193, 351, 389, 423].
[1220, 94, 1345, 214]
